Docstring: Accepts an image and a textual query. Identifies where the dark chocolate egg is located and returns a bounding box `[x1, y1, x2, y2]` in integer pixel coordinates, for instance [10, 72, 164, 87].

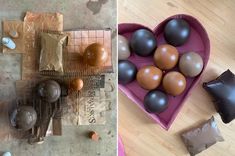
[163, 71, 186, 96]
[118, 35, 131, 60]
[130, 29, 157, 56]
[84, 43, 108, 66]
[10, 106, 37, 131]
[118, 60, 137, 85]
[144, 90, 168, 113]
[164, 19, 190, 46]
[154, 44, 179, 70]
[37, 80, 61, 103]
[179, 52, 203, 77]
[136, 65, 162, 90]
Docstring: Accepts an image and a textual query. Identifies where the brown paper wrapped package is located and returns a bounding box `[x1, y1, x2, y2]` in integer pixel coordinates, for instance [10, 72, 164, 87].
[39, 32, 67, 72]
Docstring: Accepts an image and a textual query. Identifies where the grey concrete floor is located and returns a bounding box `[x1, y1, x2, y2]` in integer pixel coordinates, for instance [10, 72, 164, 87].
[0, 0, 117, 156]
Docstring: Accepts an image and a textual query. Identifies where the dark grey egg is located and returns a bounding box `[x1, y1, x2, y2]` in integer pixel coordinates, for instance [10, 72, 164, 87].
[10, 106, 37, 131]
[130, 29, 157, 56]
[164, 19, 190, 46]
[144, 90, 168, 113]
[118, 60, 137, 85]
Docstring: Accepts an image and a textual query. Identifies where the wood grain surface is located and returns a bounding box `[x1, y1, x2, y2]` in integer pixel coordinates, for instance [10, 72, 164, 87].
[118, 0, 235, 156]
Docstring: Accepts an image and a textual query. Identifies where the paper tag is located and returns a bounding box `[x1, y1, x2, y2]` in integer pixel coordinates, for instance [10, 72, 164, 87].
[78, 88, 106, 125]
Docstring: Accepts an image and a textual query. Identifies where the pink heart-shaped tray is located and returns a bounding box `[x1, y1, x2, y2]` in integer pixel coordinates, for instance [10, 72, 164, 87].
[118, 135, 125, 156]
[118, 14, 210, 130]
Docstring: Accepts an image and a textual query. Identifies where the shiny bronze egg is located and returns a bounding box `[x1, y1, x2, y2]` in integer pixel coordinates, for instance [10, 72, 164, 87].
[84, 43, 108, 66]
[70, 78, 84, 91]
[154, 44, 179, 70]
[136, 65, 162, 90]
[163, 71, 186, 96]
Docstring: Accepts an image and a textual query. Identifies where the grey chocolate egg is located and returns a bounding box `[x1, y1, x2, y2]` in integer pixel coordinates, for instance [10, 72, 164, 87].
[118, 35, 131, 60]
[179, 52, 203, 77]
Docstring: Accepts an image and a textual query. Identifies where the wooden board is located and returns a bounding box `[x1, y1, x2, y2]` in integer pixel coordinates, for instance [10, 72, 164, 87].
[118, 0, 235, 156]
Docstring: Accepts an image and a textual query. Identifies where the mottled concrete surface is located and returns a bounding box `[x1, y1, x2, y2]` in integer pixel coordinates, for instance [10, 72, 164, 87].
[0, 0, 117, 156]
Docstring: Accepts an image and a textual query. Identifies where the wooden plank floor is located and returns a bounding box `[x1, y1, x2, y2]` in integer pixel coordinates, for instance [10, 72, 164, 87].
[118, 0, 235, 156]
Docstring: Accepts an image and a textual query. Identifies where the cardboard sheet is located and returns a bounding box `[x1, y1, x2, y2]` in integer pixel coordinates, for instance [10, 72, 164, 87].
[2, 20, 25, 53]
[22, 11, 63, 80]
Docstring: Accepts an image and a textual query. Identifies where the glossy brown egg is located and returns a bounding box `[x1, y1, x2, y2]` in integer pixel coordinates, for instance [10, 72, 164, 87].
[70, 78, 84, 91]
[136, 65, 162, 90]
[179, 52, 204, 77]
[154, 44, 179, 70]
[84, 43, 108, 66]
[163, 71, 186, 96]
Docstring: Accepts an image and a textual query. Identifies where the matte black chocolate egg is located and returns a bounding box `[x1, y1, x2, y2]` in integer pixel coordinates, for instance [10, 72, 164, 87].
[203, 70, 235, 123]
[37, 80, 61, 103]
[130, 29, 157, 56]
[164, 19, 190, 46]
[10, 106, 37, 131]
[144, 90, 168, 113]
[118, 60, 137, 85]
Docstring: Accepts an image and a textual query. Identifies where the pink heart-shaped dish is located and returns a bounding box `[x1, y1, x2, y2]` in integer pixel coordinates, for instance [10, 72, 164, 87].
[118, 136, 125, 156]
[118, 14, 210, 130]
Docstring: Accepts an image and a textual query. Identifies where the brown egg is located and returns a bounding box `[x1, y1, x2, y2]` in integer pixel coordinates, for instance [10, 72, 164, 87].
[154, 44, 179, 70]
[136, 65, 162, 90]
[84, 43, 108, 66]
[70, 78, 84, 91]
[163, 71, 186, 96]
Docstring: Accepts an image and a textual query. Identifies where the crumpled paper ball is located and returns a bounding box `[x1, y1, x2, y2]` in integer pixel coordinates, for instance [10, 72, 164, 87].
[203, 69, 235, 123]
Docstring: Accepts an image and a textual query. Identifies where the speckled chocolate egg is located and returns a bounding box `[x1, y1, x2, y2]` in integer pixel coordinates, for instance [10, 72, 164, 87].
[84, 43, 108, 66]
[10, 106, 37, 131]
[163, 71, 186, 96]
[118, 60, 137, 85]
[154, 44, 179, 70]
[144, 90, 168, 113]
[179, 52, 204, 77]
[136, 65, 162, 90]
[70, 78, 84, 91]
[130, 29, 157, 56]
[164, 19, 190, 46]
[37, 80, 61, 103]
[118, 35, 130, 60]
